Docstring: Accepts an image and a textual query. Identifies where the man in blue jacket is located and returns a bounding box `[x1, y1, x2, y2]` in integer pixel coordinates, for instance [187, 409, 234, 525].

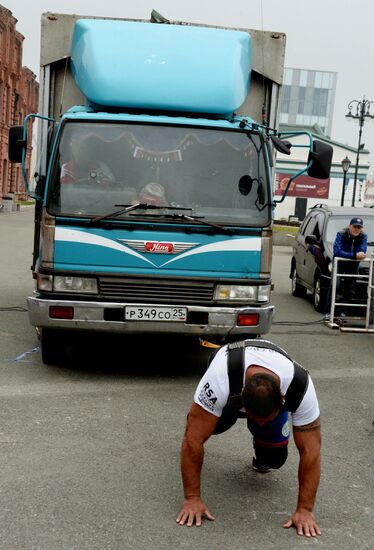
[324, 216, 367, 320]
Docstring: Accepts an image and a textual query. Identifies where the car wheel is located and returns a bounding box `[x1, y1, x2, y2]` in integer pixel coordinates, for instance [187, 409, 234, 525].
[292, 268, 307, 297]
[313, 272, 326, 312]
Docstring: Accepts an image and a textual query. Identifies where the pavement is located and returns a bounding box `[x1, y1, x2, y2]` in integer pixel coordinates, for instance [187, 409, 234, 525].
[0, 208, 373, 550]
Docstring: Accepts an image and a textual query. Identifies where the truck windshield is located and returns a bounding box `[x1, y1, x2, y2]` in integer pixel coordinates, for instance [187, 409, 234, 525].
[47, 122, 271, 226]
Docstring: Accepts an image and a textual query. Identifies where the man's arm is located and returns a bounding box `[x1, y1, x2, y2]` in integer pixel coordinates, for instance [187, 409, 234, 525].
[334, 232, 353, 259]
[356, 233, 368, 256]
[283, 417, 322, 537]
[176, 402, 219, 527]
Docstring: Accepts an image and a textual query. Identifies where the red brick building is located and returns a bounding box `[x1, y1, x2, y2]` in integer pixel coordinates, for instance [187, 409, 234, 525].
[0, 4, 38, 203]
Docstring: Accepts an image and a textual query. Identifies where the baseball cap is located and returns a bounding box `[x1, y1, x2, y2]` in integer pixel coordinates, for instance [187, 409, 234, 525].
[350, 217, 363, 227]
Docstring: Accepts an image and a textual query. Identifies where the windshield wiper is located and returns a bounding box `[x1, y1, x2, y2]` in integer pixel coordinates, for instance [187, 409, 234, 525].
[88, 203, 192, 224]
[147, 212, 234, 235]
[87, 204, 233, 234]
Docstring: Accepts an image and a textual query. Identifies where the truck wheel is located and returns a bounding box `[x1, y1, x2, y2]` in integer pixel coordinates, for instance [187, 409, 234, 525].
[292, 269, 307, 297]
[313, 273, 326, 312]
[41, 329, 71, 366]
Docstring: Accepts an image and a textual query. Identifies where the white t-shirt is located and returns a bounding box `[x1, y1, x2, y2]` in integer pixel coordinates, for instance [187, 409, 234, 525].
[194, 342, 320, 426]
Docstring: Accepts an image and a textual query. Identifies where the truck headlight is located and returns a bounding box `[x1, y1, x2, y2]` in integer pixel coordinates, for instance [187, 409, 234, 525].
[214, 285, 270, 303]
[53, 276, 98, 294]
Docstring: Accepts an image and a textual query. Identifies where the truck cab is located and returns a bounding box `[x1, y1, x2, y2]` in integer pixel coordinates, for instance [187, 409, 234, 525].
[8, 14, 332, 364]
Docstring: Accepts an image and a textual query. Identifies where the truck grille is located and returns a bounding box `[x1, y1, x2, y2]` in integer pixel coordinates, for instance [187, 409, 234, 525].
[99, 277, 215, 305]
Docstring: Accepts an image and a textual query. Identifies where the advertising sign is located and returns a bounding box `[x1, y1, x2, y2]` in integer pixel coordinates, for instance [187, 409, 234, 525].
[275, 173, 330, 198]
[364, 180, 374, 203]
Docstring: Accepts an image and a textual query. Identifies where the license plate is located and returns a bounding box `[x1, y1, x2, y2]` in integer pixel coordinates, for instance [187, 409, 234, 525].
[125, 306, 187, 322]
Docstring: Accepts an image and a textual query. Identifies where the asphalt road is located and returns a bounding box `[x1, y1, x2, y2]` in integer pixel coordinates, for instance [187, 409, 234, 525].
[0, 208, 373, 550]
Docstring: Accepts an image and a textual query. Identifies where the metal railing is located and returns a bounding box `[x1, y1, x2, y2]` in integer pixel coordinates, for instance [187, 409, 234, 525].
[328, 253, 374, 332]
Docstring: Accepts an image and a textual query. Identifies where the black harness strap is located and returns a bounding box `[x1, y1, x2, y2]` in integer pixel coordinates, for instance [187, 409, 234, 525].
[283, 362, 309, 412]
[226, 345, 245, 410]
[225, 339, 309, 413]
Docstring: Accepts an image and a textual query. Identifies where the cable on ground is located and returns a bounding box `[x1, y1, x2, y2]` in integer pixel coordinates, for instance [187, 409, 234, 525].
[0, 306, 28, 312]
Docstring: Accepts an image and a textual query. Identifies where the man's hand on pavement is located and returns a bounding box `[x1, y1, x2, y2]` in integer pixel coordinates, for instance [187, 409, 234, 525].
[176, 496, 215, 527]
[283, 509, 321, 537]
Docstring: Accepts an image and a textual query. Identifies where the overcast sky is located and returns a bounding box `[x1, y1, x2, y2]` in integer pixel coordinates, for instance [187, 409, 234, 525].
[5, 0, 374, 172]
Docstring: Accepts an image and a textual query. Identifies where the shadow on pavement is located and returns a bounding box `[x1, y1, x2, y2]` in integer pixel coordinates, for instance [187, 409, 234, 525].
[47, 332, 211, 379]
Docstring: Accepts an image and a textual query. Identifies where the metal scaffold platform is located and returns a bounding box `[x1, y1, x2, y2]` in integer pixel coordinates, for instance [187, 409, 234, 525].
[325, 253, 374, 333]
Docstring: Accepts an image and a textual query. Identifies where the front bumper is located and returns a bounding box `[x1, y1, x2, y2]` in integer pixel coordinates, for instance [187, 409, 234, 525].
[27, 296, 274, 337]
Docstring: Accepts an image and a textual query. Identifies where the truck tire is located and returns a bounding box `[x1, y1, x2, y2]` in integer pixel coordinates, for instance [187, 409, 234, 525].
[291, 268, 307, 298]
[41, 329, 71, 366]
[313, 272, 326, 312]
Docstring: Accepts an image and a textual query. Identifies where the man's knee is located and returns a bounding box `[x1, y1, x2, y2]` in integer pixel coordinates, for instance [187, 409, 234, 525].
[254, 443, 288, 469]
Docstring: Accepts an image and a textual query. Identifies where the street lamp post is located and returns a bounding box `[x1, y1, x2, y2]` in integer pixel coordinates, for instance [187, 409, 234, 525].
[340, 156, 351, 206]
[345, 97, 374, 207]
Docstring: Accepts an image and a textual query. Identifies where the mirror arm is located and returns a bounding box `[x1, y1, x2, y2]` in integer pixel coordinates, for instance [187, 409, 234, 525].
[273, 162, 313, 206]
[273, 132, 315, 206]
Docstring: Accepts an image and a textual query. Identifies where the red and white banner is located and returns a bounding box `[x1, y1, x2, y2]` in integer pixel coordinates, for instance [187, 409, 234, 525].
[275, 173, 330, 198]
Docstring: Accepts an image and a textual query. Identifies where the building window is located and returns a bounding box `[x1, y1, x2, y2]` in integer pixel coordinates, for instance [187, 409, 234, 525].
[12, 91, 19, 126]
[284, 68, 293, 86]
[314, 72, 323, 88]
[5, 85, 11, 125]
[298, 87, 306, 114]
[312, 88, 329, 117]
[15, 167, 20, 193]
[300, 70, 308, 87]
[2, 159, 8, 195]
[281, 85, 291, 113]
[10, 165, 15, 193]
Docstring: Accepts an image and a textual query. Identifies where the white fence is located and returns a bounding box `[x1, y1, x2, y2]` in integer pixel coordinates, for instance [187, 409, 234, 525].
[327, 253, 374, 333]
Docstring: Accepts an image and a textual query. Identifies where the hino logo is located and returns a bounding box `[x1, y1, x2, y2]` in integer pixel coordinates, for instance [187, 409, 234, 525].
[145, 242, 173, 253]
[119, 239, 200, 254]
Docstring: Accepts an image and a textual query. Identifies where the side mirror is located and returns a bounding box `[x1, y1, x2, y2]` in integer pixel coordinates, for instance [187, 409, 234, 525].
[8, 125, 27, 163]
[307, 140, 333, 179]
[305, 235, 318, 245]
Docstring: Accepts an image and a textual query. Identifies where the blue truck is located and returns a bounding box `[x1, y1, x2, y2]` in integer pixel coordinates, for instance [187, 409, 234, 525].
[9, 13, 332, 364]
